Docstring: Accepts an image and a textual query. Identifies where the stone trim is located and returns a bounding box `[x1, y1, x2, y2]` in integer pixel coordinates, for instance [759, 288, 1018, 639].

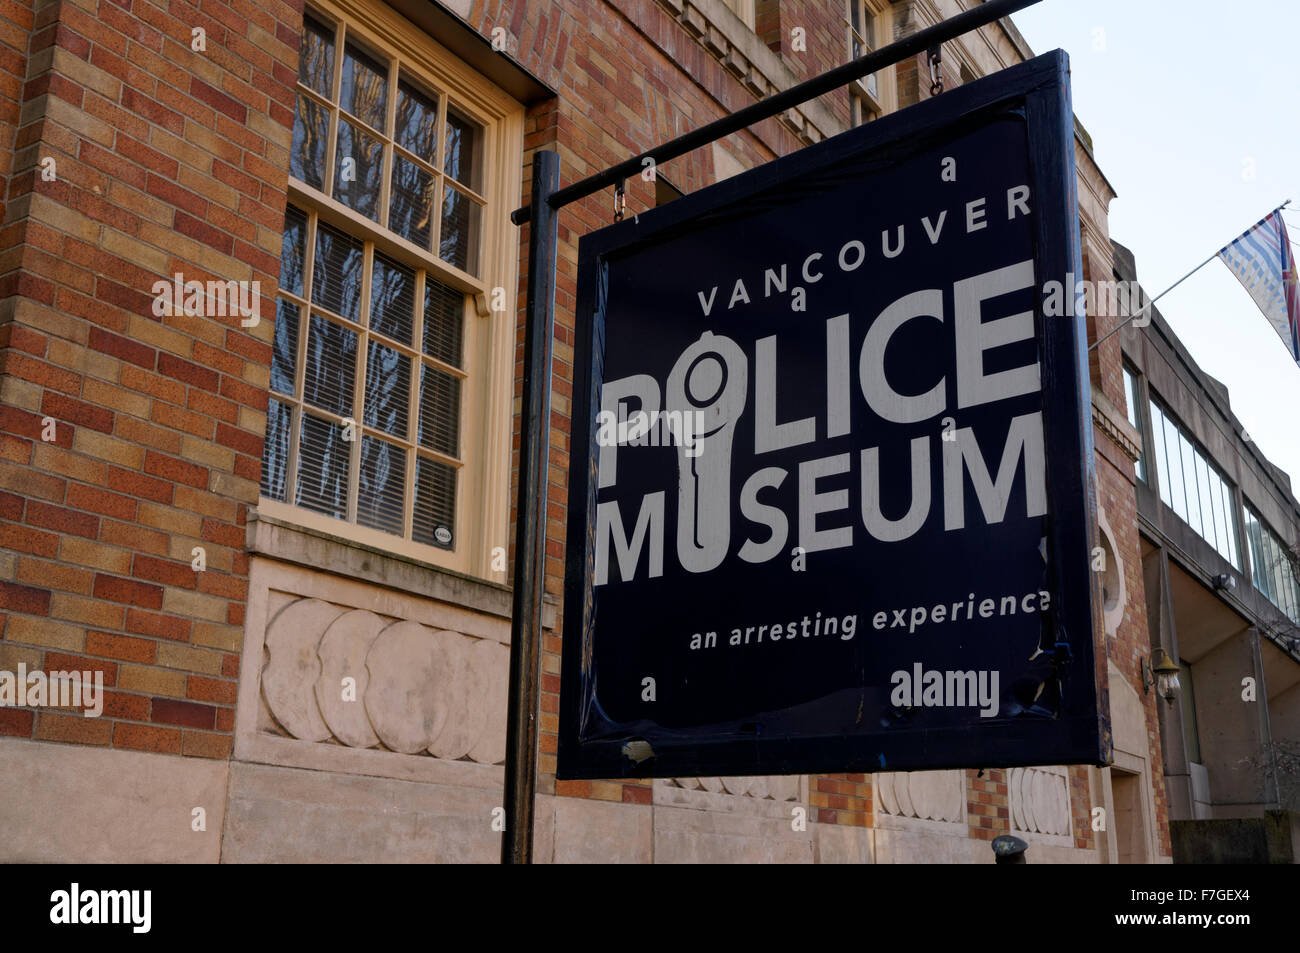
[247, 509, 557, 629]
[653, 0, 841, 145]
[1092, 385, 1143, 464]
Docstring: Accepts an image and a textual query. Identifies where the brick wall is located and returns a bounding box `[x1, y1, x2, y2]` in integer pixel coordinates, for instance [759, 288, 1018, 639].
[0, 0, 299, 758]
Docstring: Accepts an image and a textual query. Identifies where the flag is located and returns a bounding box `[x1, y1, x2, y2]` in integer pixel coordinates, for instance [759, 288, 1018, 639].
[1217, 210, 1300, 365]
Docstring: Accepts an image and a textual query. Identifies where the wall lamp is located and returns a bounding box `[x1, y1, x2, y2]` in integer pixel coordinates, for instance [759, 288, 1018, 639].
[1212, 573, 1237, 592]
[1141, 648, 1181, 702]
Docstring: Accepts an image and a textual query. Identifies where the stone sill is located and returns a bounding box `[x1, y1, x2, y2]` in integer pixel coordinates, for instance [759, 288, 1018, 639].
[247, 509, 557, 630]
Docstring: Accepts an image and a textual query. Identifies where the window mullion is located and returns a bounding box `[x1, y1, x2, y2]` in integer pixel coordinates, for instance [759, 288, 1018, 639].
[407, 268, 426, 540]
[349, 243, 374, 523]
[381, 58, 398, 228]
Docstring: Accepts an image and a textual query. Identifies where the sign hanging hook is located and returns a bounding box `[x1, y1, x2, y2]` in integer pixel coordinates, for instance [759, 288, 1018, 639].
[928, 45, 944, 96]
[614, 178, 627, 222]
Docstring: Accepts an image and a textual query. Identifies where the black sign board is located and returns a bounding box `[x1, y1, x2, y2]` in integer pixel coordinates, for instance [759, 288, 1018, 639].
[559, 51, 1109, 779]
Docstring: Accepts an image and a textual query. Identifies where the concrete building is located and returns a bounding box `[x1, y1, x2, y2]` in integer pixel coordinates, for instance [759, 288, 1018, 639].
[0, 0, 1242, 862]
[1116, 242, 1300, 863]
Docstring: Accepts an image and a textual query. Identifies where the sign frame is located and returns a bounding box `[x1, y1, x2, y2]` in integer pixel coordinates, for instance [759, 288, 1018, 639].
[558, 50, 1109, 780]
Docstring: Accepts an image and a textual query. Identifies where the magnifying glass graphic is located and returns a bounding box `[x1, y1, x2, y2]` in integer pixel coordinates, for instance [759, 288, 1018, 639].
[666, 330, 748, 574]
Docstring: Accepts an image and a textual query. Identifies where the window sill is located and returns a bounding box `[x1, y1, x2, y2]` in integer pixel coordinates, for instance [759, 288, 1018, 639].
[247, 508, 555, 628]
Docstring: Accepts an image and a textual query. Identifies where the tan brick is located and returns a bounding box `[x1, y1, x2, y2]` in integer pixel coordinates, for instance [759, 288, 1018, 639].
[191, 621, 242, 652]
[237, 405, 266, 436]
[155, 641, 224, 675]
[58, 536, 132, 574]
[31, 444, 108, 485]
[117, 663, 187, 697]
[35, 712, 114, 746]
[49, 593, 125, 628]
[0, 642, 43, 671]
[160, 587, 228, 623]
[128, 312, 194, 359]
[72, 429, 144, 469]
[181, 434, 236, 471]
[81, 377, 151, 418]
[6, 617, 85, 652]
[26, 193, 99, 244]
[136, 500, 204, 538]
[99, 228, 172, 276]
[48, 337, 120, 384]
[173, 485, 237, 522]
[0, 375, 42, 412]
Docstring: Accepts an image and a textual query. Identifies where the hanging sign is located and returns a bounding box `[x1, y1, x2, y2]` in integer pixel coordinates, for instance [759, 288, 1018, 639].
[559, 50, 1109, 779]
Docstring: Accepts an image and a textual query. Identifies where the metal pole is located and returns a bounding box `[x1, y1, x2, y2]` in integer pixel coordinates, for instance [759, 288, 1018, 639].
[501, 149, 559, 864]
[1090, 199, 1292, 351]
[510, 0, 1043, 225]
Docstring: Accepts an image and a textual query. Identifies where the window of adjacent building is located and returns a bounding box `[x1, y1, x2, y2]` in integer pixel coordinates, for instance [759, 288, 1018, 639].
[1122, 365, 1146, 482]
[845, 0, 894, 126]
[721, 0, 756, 30]
[1243, 504, 1300, 623]
[1146, 395, 1239, 568]
[261, 1, 521, 576]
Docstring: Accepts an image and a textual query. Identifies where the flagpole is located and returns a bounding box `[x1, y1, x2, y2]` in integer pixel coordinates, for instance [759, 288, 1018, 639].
[1088, 199, 1292, 352]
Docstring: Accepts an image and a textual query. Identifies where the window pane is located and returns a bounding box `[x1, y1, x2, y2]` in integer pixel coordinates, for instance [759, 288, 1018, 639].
[311, 223, 363, 320]
[363, 340, 410, 438]
[423, 278, 463, 367]
[290, 93, 328, 191]
[298, 13, 335, 98]
[389, 154, 434, 248]
[340, 41, 387, 132]
[1194, 453, 1215, 551]
[296, 413, 349, 519]
[357, 436, 405, 535]
[279, 204, 307, 296]
[1179, 433, 1200, 534]
[439, 184, 479, 274]
[395, 78, 438, 162]
[418, 364, 460, 456]
[444, 106, 481, 191]
[369, 253, 414, 345]
[302, 314, 356, 417]
[261, 399, 293, 501]
[414, 457, 456, 549]
[1149, 402, 1170, 506]
[271, 298, 299, 396]
[333, 118, 383, 222]
[1215, 478, 1235, 567]
[1163, 413, 1185, 521]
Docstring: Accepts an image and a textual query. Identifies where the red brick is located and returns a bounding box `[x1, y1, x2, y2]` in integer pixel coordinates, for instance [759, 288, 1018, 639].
[0, 523, 60, 558]
[113, 722, 181, 754]
[143, 449, 208, 488]
[44, 652, 117, 687]
[0, 580, 52, 615]
[132, 553, 197, 589]
[66, 483, 136, 521]
[89, 325, 155, 369]
[0, 708, 34, 738]
[187, 675, 236, 705]
[157, 351, 220, 392]
[105, 465, 174, 504]
[92, 573, 163, 609]
[86, 630, 157, 663]
[25, 499, 99, 539]
[151, 697, 215, 729]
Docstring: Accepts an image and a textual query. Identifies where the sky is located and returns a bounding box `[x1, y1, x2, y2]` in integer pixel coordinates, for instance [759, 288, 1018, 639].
[1011, 0, 1300, 491]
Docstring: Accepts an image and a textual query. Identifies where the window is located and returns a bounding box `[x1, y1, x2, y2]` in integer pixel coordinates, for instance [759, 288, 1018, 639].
[720, 0, 756, 30]
[1122, 365, 1146, 482]
[1146, 395, 1239, 568]
[846, 0, 894, 126]
[261, 0, 522, 576]
[1243, 504, 1300, 623]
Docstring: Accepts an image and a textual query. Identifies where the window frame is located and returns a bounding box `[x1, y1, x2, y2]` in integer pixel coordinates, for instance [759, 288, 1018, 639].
[258, 0, 523, 580]
[845, 0, 896, 126]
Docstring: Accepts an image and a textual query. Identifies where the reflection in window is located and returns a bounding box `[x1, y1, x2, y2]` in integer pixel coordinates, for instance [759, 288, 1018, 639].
[287, 12, 485, 275]
[1147, 395, 1238, 567]
[1122, 366, 1146, 482]
[1244, 505, 1300, 623]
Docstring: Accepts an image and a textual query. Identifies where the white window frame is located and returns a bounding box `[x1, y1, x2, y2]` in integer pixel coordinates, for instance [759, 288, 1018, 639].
[258, 0, 523, 580]
[845, 0, 896, 126]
